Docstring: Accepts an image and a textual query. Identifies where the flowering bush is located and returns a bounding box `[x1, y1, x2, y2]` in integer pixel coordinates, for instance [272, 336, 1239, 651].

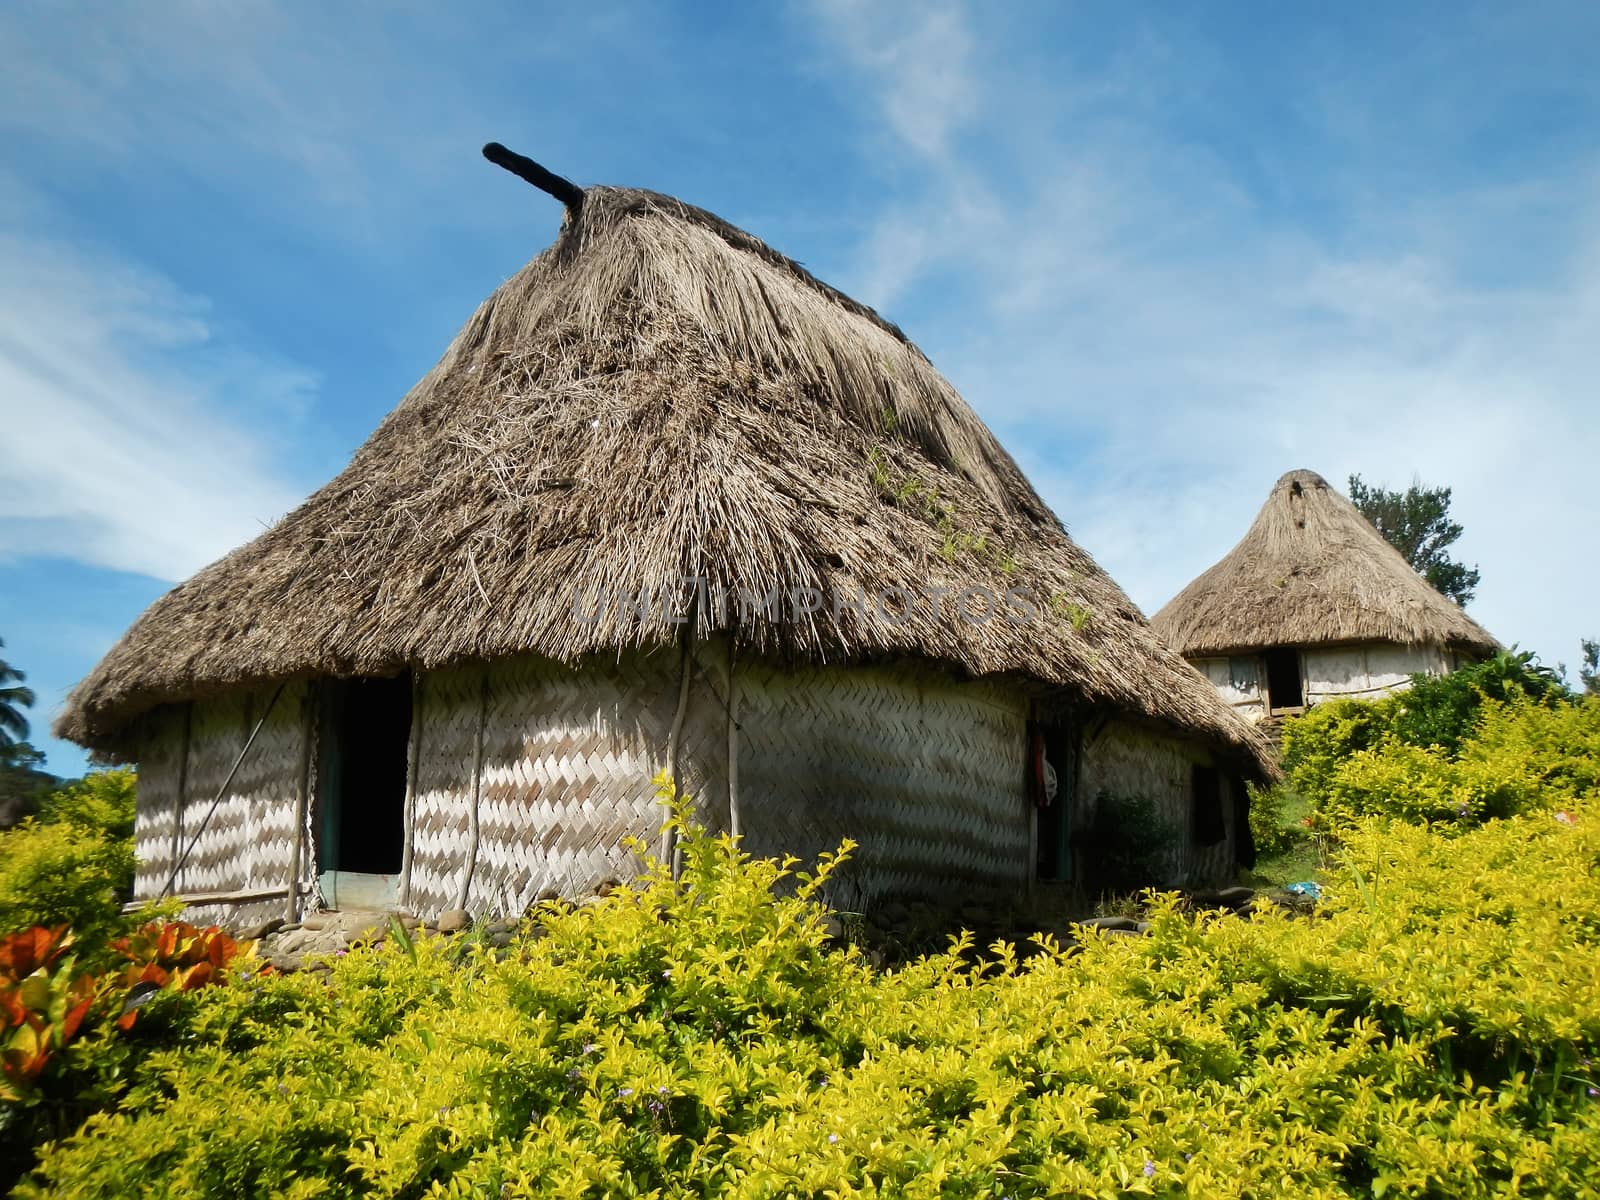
[11, 774, 1600, 1197]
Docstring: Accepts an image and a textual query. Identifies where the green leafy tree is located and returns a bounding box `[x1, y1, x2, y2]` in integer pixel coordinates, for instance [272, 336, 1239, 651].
[1581, 638, 1600, 696]
[0, 637, 37, 753]
[1348, 474, 1481, 606]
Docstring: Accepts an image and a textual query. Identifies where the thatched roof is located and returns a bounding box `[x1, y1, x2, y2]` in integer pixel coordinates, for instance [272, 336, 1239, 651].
[1152, 469, 1498, 659]
[59, 169, 1268, 771]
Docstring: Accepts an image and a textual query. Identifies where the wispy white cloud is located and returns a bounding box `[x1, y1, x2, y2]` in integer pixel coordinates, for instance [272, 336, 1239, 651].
[804, 0, 1600, 673]
[0, 231, 310, 581]
[808, 0, 977, 162]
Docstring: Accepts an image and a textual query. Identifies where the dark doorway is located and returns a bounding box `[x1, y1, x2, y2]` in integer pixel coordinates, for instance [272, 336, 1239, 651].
[1190, 764, 1226, 847]
[1264, 647, 1304, 710]
[1032, 721, 1076, 882]
[318, 675, 412, 876]
[1231, 775, 1255, 869]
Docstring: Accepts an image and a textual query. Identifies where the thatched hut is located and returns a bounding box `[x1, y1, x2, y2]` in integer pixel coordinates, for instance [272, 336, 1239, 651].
[1152, 469, 1498, 724]
[60, 147, 1269, 927]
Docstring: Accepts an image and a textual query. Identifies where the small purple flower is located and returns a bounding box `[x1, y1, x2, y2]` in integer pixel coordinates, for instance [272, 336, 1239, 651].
[1143, 1160, 1156, 1178]
[646, 1099, 665, 1116]
[618, 1087, 634, 1098]
[657, 1086, 670, 1096]
[828, 1133, 839, 1145]
[662, 969, 673, 980]
[581, 1042, 598, 1055]
[1588, 1086, 1599, 1098]
[566, 1067, 582, 1080]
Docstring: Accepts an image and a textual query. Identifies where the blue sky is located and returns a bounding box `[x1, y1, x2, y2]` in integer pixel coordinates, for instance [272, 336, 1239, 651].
[3, 1, 1597, 775]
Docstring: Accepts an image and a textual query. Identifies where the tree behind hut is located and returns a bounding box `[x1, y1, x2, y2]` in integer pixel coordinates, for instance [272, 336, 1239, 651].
[0, 637, 36, 753]
[1580, 639, 1600, 696]
[1347, 474, 1481, 606]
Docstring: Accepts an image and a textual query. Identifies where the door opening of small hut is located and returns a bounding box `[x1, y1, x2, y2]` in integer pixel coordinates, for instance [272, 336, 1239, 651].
[316, 674, 412, 908]
[1032, 721, 1075, 883]
[1264, 647, 1304, 711]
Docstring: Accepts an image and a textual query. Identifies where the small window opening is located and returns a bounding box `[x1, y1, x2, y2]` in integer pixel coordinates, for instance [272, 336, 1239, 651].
[1191, 765, 1226, 847]
[318, 675, 412, 876]
[1264, 647, 1304, 710]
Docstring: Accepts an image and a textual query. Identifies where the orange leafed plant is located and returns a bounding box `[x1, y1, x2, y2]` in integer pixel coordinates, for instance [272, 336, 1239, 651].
[0, 927, 97, 1101]
[109, 922, 243, 1030]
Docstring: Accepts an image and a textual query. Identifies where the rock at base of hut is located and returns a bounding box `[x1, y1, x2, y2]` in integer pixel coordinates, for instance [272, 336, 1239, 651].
[436, 909, 471, 934]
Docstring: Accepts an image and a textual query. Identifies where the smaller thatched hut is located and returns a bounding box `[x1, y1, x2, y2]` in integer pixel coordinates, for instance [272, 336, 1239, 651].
[1152, 469, 1498, 723]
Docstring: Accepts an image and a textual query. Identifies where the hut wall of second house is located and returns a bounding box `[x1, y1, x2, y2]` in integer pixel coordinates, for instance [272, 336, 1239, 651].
[1193, 656, 1267, 722]
[1193, 641, 1462, 722]
[1077, 719, 1236, 886]
[404, 649, 728, 918]
[1302, 641, 1454, 704]
[733, 660, 1031, 909]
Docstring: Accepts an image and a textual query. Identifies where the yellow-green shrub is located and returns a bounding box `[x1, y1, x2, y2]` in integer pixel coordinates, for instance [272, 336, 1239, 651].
[1281, 697, 1394, 801]
[1279, 651, 1572, 816]
[14, 776, 1600, 1199]
[37, 769, 137, 841]
[0, 768, 143, 949]
[1321, 697, 1600, 830]
[0, 821, 133, 946]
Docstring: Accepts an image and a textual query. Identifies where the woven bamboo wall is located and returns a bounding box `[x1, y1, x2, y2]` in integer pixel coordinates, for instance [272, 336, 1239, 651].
[406, 665, 482, 913]
[169, 692, 246, 897]
[734, 661, 1030, 909]
[131, 651, 1235, 924]
[130, 705, 186, 900]
[137, 684, 310, 927]
[406, 650, 726, 916]
[1078, 719, 1237, 886]
[234, 685, 309, 895]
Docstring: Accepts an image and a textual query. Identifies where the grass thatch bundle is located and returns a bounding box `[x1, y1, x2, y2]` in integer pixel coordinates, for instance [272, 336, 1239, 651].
[1153, 469, 1498, 658]
[59, 178, 1266, 770]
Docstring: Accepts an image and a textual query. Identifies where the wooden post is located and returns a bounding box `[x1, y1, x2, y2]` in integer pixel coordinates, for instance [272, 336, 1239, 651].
[169, 702, 192, 893]
[399, 671, 423, 910]
[456, 668, 490, 912]
[662, 596, 700, 879]
[726, 637, 740, 841]
[285, 685, 315, 924]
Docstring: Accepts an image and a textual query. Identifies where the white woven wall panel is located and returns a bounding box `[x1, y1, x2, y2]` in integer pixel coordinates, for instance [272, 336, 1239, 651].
[165, 685, 307, 908]
[175, 693, 252, 897]
[463, 649, 724, 915]
[131, 706, 186, 900]
[407, 665, 483, 914]
[234, 683, 307, 893]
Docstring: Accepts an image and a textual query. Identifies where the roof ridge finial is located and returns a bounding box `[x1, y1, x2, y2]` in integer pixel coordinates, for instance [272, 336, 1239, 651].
[482, 142, 584, 213]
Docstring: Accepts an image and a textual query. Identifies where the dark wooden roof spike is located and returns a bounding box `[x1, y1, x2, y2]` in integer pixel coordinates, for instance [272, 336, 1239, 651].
[482, 142, 584, 213]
